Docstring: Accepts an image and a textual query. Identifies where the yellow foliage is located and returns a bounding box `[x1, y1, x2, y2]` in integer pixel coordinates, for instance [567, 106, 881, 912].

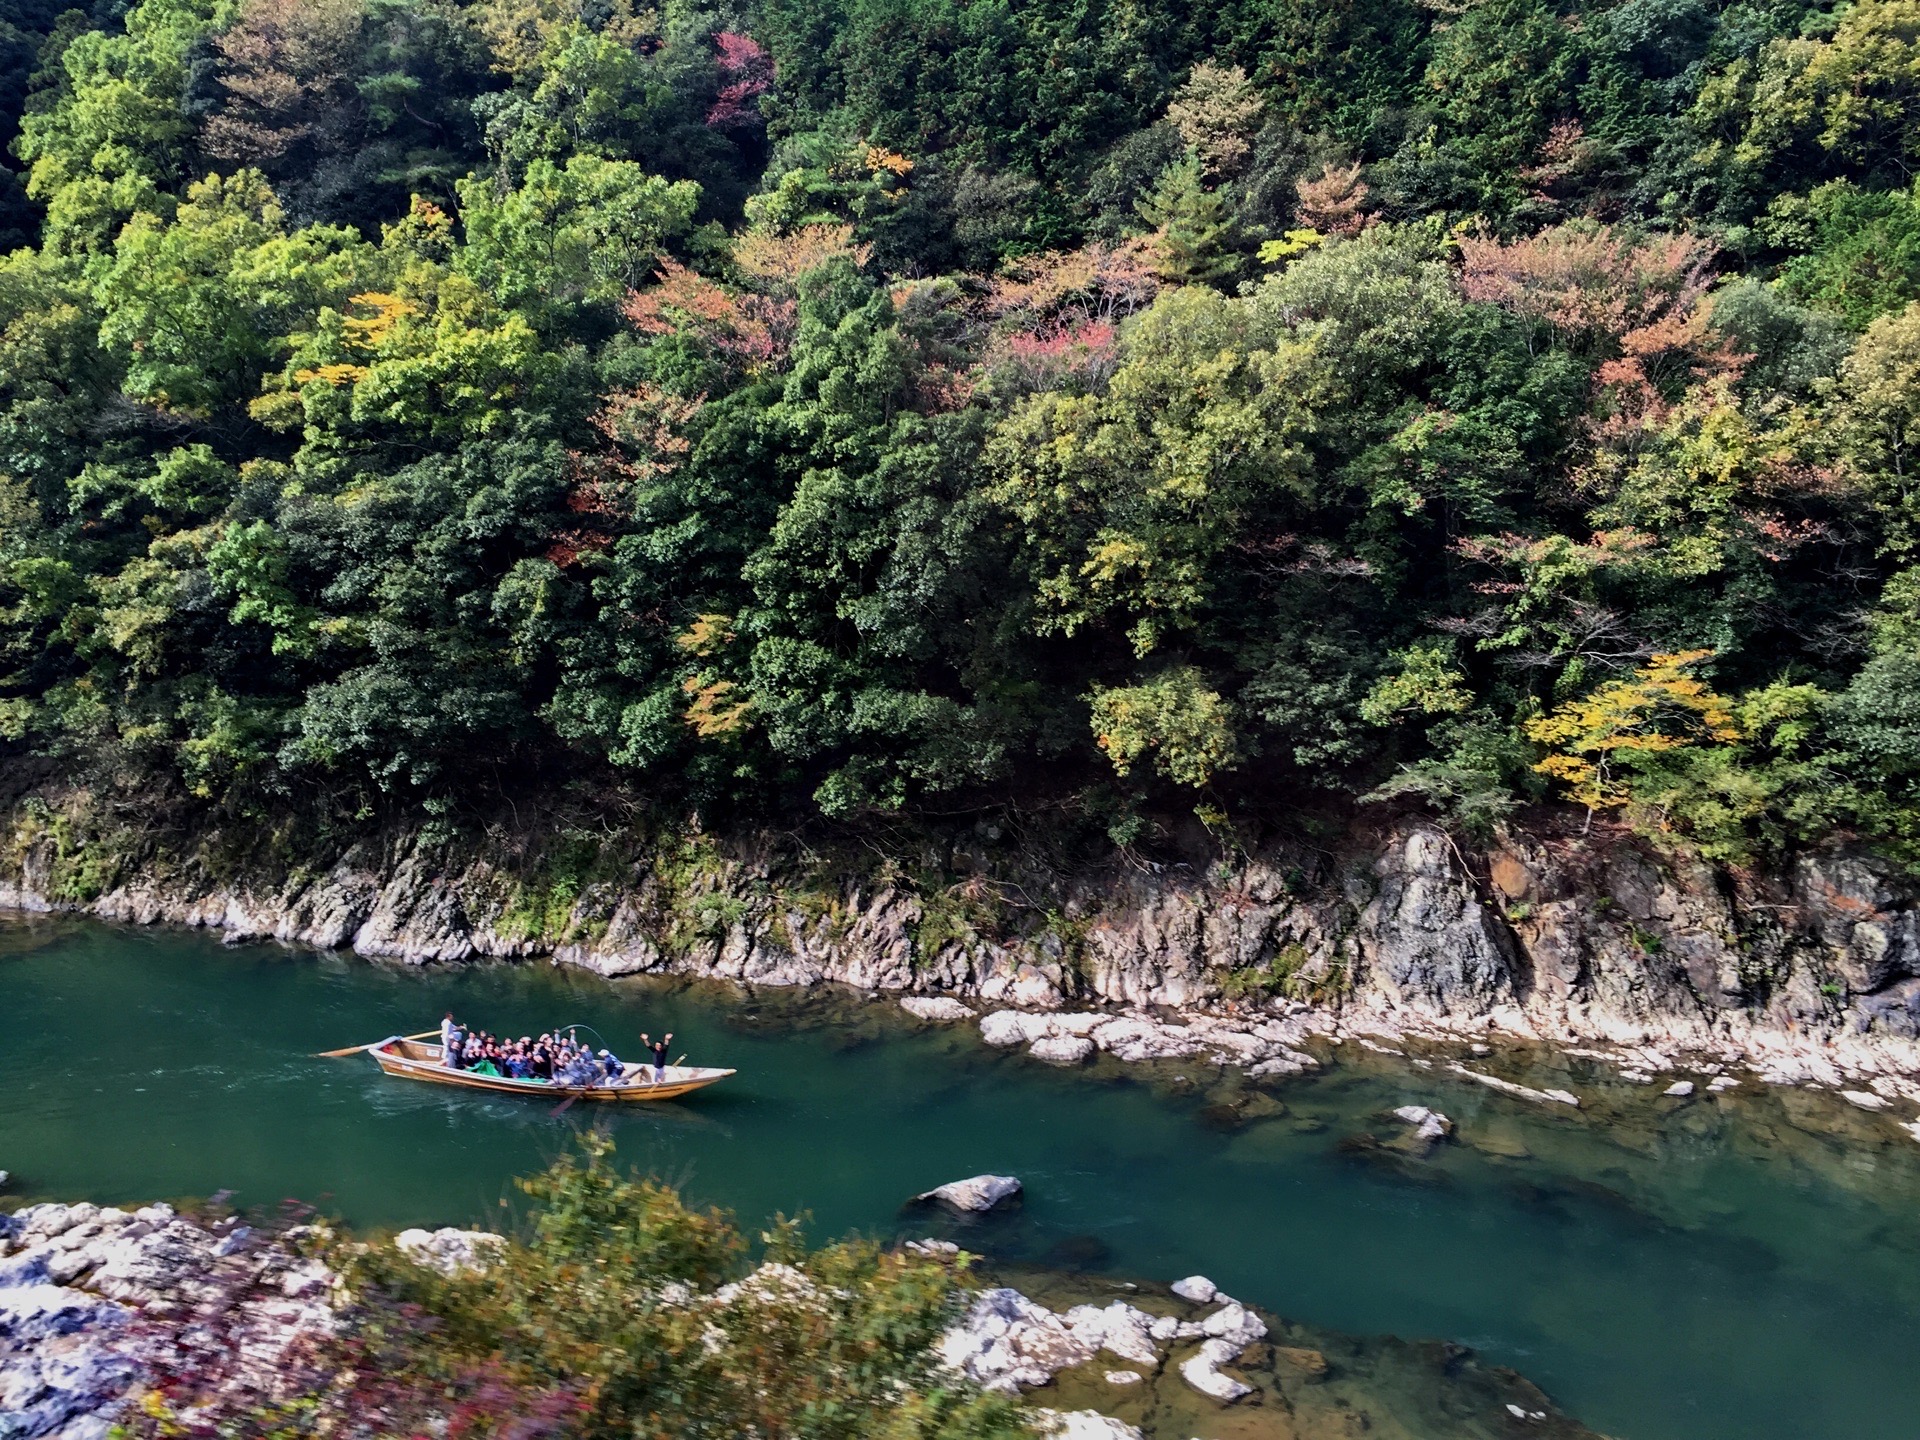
[863, 146, 914, 178]
[675, 612, 737, 657]
[682, 676, 753, 738]
[1524, 650, 1741, 812]
[292, 362, 370, 387]
[340, 291, 418, 349]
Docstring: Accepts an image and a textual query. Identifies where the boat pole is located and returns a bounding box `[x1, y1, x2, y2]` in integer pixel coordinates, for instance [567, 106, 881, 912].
[315, 1029, 439, 1058]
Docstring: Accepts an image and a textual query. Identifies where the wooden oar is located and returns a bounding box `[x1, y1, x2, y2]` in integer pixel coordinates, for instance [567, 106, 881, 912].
[315, 1029, 439, 1059]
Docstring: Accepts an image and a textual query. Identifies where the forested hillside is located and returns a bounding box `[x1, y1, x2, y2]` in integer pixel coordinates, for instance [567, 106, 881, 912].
[3, 0, 1920, 869]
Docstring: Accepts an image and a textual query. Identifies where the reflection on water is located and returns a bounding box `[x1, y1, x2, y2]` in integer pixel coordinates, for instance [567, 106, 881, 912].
[5, 914, 1920, 1440]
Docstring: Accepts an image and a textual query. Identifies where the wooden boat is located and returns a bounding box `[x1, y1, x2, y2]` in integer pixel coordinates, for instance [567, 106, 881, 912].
[367, 1038, 734, 1102]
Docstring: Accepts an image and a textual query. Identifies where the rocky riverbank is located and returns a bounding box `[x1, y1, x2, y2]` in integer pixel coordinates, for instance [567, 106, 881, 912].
[8, 778, 1920, 1098]
[0, 1192, 1599, 1440]
[0, 1200, 333, 1439]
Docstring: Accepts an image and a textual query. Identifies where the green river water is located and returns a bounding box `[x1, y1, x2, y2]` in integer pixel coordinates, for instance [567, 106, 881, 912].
[5, 912, 1920, 1440]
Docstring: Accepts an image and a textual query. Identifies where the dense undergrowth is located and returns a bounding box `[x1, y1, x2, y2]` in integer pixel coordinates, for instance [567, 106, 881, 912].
[119, 1137, 1027, 1440]
[4, 0, 1920, 872]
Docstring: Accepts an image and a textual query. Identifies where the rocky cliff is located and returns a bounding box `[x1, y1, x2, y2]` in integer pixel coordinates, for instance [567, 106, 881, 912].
[6, 779, 1920, 1082]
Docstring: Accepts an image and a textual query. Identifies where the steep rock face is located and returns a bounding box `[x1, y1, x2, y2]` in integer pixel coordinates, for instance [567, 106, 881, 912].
[1795, 850, 1920, 994]
[9, 785, 1920, 1071]
[1351, 829, 1516, 1015]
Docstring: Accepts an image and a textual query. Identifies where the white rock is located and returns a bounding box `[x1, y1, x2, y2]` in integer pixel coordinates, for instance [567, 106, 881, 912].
[1044, 1013, 1109, 1037]
[1033, 1408, 1144, 1440]
[1392, 1106, 1453, 1143]
[1030, 1034, 1096, 1066]
[394, 1227, 506, 1276]
[1170, 1275, 1217, 1304]
[915, 1175, 1022, 1212]
[903, 1239, 961, 1258]
[1663, 1081, 1695, 1097]
[901, 996, 973, 1023]
[1179, 1338, 1254, 1402]
[1708, 1076, 1738, 1092]
[1090, 1017, 1208, 1063]
[1902, 1120, 1920, 1145]
[711, 1262, 819, 1309]
[1104, 1370, 1143, 1385]
[941, 1288, 1095, 1392]
[1449, 1065, 1580, 1107]
[1247, 1051, 1318, 1079]
[980, 1011, 1055, 1047]
[1062, 1300, 1161, 1367]
[1841, 1089, 1891, 1111]
[1200, 1302, 1267, 1349]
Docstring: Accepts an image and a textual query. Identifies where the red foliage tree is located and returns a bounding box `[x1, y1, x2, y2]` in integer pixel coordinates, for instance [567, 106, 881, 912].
[707, 31, 772, 128]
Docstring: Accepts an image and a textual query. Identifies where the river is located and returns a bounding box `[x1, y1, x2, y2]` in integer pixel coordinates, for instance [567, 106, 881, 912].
[4, 912, 1919, 1440]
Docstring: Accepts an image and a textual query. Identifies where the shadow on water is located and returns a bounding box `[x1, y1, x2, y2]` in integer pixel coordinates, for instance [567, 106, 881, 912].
[8, 915, 1920, 1440]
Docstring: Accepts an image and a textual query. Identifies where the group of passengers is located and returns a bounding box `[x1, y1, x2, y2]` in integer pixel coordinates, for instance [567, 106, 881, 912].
[438, 1014, 632, 1086]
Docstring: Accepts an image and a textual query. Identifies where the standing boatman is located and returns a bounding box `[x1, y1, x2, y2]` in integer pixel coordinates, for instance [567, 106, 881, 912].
[639, 1031, 674, 1083]
[440, 1011, 463, 1068]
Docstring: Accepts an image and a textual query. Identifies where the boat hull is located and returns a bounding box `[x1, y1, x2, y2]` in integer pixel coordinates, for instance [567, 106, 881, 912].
[368, 1039, 733, 1102]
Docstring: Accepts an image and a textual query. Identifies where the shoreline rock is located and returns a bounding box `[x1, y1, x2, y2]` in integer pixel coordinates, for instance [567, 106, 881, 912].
[0, 1201, 334, 1440]
[13, 796, 1920, 1100]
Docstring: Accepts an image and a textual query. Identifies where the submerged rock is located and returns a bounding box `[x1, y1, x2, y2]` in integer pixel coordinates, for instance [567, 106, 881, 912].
[914, 1175, 1022, 1212]
[1391, 1105, 1453, 1146]
[1448, 1065, 1581, 1108]
[900, 996, 973, 1023]
[1841, 1089, 1890, 1111]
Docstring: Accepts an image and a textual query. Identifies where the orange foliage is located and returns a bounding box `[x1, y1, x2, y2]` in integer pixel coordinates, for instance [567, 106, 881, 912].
[986, 239, 1160, 322]
[1294, 162, 1371, 238]
[863, 146, 914, 178]
[682, 677, 753, 737]
[731, 224, 872, 289]
[1459, 224, 1746, 473]
[622, 260, 781, 369]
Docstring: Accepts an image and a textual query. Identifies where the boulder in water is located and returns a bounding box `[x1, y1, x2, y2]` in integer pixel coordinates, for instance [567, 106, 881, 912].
[914, 1174, 1022, 1212]
[1030, 1034, 1095, 1066]
[900, 996, 973, 1023]
[1391, 1105, 1454, 1149]
[1180, 1338, 1255, 1402]
[1170, 1275, 1217, 1303]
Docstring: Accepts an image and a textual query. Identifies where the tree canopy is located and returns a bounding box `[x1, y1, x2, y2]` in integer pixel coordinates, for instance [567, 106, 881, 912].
[6, 0, 1920, 868]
